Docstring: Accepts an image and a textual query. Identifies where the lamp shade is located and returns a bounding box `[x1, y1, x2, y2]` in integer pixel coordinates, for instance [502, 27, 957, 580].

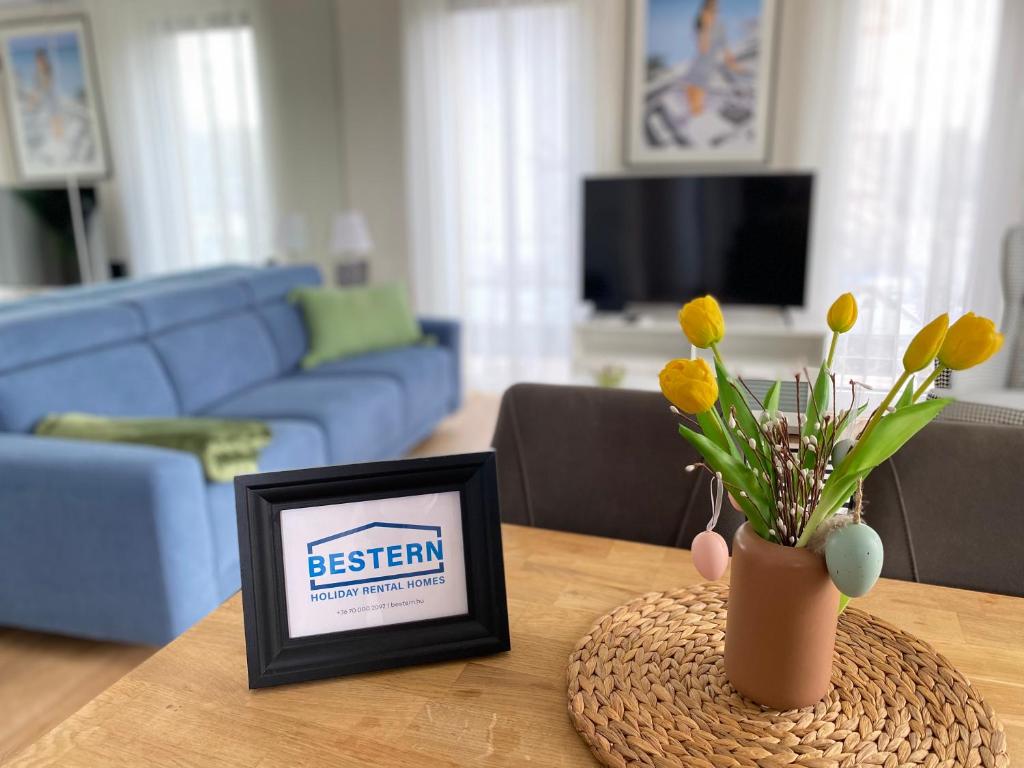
[329, 210, 374, 256]
[275, 213, 309, 254]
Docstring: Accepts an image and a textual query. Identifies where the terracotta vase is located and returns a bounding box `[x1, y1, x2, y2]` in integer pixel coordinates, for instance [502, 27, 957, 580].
[724, 522, 839, 710]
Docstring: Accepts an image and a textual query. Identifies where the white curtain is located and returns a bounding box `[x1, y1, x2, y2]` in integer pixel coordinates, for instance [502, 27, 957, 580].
[404, 0, 598, 391]
[815, 0, 1011, 387]
[88, 0, 273, 276]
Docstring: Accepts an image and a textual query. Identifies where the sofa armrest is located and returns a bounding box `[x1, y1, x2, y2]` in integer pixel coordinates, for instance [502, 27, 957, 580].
[420, 316, 460, 353]
[0, 434, 221, 644]
[420, 316, 462, 410]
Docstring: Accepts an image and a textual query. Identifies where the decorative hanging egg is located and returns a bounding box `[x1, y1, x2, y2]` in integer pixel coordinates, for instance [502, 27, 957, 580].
[832, 438, 856, 468]
[825, 523, 884, 597]
[692, 530, 729, 581]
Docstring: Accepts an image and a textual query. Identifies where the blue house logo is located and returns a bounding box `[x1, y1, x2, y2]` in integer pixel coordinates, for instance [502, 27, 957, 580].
[305, 522, 444, 591]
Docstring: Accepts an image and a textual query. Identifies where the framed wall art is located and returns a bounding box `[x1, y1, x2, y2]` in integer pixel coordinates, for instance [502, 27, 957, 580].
[626, 0, 777, 165]
[0, 15, 109, 181]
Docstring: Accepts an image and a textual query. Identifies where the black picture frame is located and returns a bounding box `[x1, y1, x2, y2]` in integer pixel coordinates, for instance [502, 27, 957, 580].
[235, 452, 510, 689]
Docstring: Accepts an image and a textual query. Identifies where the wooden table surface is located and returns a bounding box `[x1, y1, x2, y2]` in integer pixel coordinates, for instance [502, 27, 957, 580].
[8, 525, 1023, 767]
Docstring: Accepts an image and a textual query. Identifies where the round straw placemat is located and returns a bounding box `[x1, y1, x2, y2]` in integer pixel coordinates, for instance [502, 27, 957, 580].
[567, 582, 1008, 768]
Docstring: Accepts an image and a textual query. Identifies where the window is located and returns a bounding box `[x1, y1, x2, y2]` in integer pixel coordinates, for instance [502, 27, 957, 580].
[406, 0, 583, 391]
[173, 23, 270, 267]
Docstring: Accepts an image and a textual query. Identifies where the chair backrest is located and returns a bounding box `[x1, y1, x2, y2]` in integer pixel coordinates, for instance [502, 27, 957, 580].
[862, 419, 1024, 597]
[491, 383, 744, 549]
[1004, 225, 1024, 388]
[492, 383, 1024, 597]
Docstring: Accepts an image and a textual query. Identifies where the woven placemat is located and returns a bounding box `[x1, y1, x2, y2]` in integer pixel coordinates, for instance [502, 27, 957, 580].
[567, 582, 1008, 768]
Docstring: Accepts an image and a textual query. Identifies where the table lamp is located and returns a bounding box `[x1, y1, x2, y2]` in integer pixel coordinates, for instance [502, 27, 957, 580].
[330, 210, 373, 285]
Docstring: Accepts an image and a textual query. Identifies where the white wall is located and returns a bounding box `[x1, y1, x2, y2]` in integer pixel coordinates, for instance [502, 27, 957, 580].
[261, 0, 347, 276]
[334, 0, 409, 286]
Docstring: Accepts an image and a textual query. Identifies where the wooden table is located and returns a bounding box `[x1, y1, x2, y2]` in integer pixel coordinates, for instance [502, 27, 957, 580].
[9, 525, 1023, 766]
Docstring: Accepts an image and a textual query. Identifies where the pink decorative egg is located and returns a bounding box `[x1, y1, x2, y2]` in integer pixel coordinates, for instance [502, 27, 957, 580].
[691, 530, 729, 580]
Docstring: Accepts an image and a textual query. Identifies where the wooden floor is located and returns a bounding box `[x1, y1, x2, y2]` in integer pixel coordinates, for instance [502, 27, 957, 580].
[0, 392, 501, 765]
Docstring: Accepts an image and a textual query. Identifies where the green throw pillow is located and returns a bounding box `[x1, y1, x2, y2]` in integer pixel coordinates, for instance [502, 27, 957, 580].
[290, 283, 422, 369]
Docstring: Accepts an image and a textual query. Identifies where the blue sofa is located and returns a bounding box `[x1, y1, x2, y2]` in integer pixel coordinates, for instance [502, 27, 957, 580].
[0, 265, 460, 645]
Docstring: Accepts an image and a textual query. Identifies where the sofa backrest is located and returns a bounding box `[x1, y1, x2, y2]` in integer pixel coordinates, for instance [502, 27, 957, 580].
[128, 278, 279, 414]
[247, 266, 319, 372]
[0, 264, 322, 432]
[0, 304, 179, 432]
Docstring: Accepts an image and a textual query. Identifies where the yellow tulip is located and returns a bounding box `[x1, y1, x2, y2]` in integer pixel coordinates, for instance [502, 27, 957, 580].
[903, 313, 949, 372]
[827, 293, 858, 334]
[938, 313, 1004, 370]
[679, 295, 724, 349]
[659, 358, 719, 414]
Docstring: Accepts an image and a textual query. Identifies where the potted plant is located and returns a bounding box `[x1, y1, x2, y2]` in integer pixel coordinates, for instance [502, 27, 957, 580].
[659, 295, 1003, 710]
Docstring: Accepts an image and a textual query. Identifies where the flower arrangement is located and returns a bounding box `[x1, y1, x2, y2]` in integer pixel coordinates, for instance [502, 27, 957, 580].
[660, 294, 1003, 601]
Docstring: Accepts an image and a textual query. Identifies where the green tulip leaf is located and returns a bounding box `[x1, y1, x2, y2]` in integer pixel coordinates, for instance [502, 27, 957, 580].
[798, 397, 951, 545]
[713, 358, 766, 470]
[696, 409, 738, 459]
[839, 397, 951, 478]
[835, 403, 868, 440]
[763, 379, 781, 416]
[896, 377, 916, 409]
[803, 364, 831, 436]
[677, 423, 772, 537]
[838, 593, 851, 615]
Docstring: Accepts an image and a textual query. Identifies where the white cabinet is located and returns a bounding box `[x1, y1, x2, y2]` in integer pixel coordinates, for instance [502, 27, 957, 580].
[573, 313, 828, 390]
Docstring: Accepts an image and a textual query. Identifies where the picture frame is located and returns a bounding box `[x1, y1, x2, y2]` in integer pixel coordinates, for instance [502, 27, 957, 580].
[626, 0, 777, 166]
[0, 14, 110, 182]
[235, 452, 510, 689]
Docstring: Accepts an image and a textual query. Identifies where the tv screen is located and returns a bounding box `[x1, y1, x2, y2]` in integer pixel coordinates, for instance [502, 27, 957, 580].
[583, 174, 813, 310]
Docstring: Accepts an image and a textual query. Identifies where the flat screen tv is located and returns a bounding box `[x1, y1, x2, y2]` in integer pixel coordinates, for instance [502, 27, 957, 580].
[583, 174, 813, 310]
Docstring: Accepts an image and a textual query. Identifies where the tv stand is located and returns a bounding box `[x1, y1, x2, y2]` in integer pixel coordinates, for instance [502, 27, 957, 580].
[573, 310, 827, 390]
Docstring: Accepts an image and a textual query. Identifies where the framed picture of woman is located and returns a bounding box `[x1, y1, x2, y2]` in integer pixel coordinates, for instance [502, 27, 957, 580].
[0, 15, 109, 182]
[626, 0, 777, 165]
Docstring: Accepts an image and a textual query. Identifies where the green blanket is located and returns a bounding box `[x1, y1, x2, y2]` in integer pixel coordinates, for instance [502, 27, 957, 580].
[35, 413, 272, 483]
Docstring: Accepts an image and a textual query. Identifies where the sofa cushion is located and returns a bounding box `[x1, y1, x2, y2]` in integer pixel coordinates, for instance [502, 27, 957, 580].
[0, 343, 179, 433]
[151, 312, 281, 413]
[306, 345, 455, 427]
[290, 284, 421, 369]
[202, 373, 405, 463]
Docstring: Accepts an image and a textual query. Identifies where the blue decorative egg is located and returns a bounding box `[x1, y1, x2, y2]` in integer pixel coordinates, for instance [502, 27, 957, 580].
[832, 439, 855, 468]
[825, 523, 884, 598]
